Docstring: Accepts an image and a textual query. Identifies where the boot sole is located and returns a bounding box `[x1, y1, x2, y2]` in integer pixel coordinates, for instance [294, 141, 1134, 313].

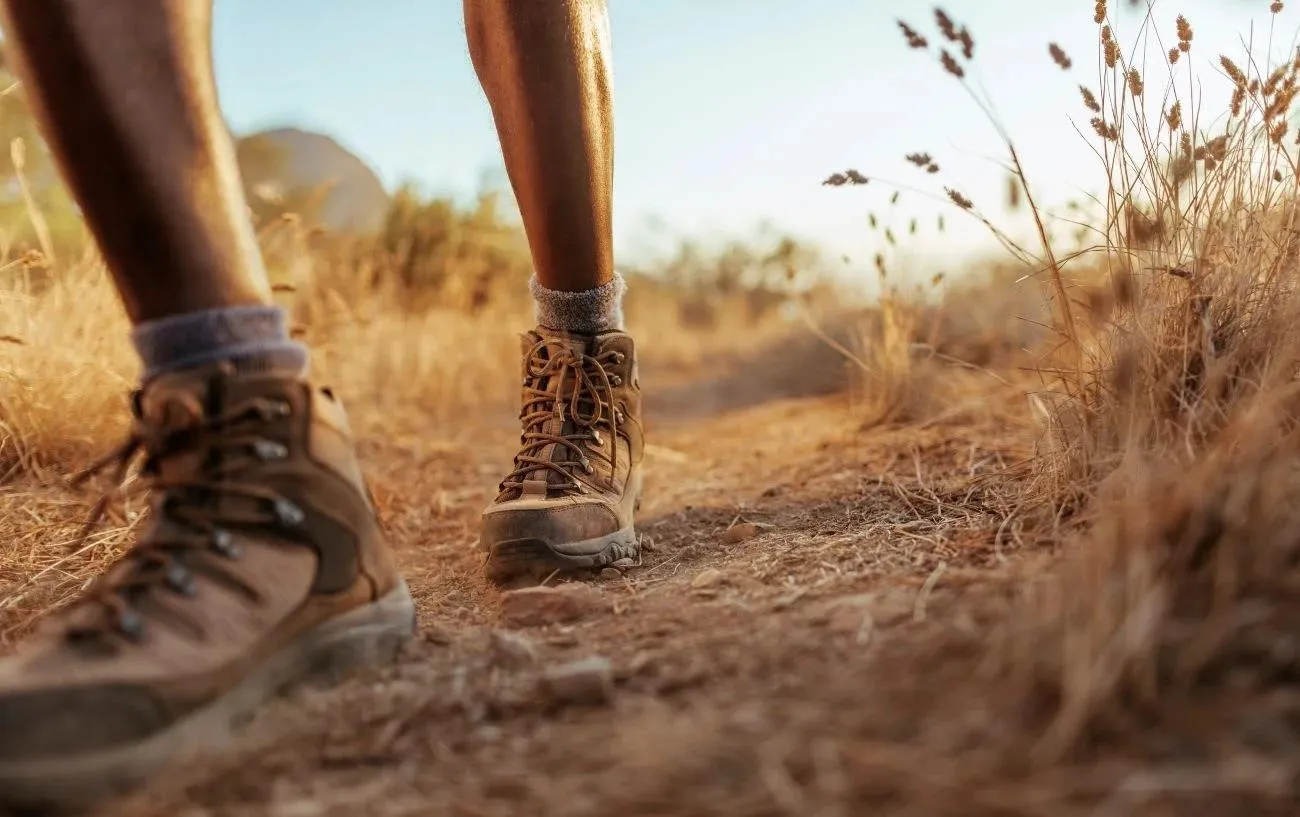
[0, 580, 417, 814]
[484, 525, 641, 586]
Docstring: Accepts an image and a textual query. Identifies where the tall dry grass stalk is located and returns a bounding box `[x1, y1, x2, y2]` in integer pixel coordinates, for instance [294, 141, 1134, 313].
[883, 1, 1300, 764]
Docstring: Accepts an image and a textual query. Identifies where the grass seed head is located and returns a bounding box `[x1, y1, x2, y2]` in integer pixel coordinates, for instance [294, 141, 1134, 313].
[958, 28, 974, 59]
[1050, 43, 1072, 70]
[1094, 0, 1107, 24]
[822, 170, 868, 186]
[945, 188, 973, 209]
[935, 9, 959, 42]
[941, 50, 966, 78]
[1220, 55, 1247, 86]
[1177, 15, 1193, 51]
[1102, 27, 1120, 68]
[1165, 101, 1182, 130]
[1080, 85, 1101, 112]
[898, 20, 928, 49]
[1090, 117, 1120, 141]
[1127, 68, 1144, 97]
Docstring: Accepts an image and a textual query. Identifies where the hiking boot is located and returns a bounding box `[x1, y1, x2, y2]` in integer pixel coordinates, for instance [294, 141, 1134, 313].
[0, 362, 415, 812]
[482, 328, 645, 585]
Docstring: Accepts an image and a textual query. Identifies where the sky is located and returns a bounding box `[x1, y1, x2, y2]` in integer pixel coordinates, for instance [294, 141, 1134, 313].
[212, 0, 1299, 278]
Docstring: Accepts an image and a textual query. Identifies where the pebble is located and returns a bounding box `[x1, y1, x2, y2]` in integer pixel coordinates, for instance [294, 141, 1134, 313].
[499, 584, 608, 628]
[599, 568, 624, 581]
[690, 568, 726, 589]
[721, 522, 769, 543]
[540, 656, 615, 706]
[489, 629, 537, 668]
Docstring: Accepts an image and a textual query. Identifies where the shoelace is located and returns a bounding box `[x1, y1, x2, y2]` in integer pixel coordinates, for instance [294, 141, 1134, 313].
[498, 340, 625, 499]
[67, 394, 302, 643]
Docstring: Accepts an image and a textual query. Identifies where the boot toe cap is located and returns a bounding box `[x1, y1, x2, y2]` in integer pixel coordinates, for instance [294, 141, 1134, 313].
[0, 682, 175, 762]
[481, 501, 622, 551]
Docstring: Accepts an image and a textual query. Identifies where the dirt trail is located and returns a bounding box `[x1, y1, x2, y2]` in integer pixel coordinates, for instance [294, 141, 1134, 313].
[104, 339, 1035, 817]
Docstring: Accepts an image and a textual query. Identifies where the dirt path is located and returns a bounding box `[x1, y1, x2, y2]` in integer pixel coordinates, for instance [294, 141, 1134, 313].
[91, 346, 1037, 817]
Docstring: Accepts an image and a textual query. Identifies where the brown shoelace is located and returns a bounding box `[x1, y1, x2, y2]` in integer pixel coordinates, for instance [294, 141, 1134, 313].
[68, 394, 302, 643]
[497, 339, 625, 500]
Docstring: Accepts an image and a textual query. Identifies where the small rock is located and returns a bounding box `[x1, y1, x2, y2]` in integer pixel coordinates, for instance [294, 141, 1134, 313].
[721, 522, 768, 544]
[489, 629, 537, 668]
[691, 568, 726, 589]
[611, 556, 640, 567]
[499, 584, 608, 628]
[540, 656, 615, 706]
[772, 590, 806, 610]
[421, 626, 453, 646]
[628, 650, 655, 675]
[599, 568, 624, 581]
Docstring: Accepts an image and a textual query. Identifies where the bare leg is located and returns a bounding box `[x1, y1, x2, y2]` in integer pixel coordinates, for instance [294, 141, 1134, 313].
[465, 0, 614, 293]
[0, 5, 412, 810]
[0, 0, 271, 323]
[469, 1, 641, 588]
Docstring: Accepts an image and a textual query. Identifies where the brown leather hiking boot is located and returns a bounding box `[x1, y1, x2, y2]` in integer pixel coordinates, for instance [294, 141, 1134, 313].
[482, 327, 645, 585]
[0, 362, 415, 812]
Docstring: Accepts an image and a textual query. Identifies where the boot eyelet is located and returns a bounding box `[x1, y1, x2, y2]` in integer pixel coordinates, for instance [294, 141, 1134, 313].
[610, 375, 622, 386]
[253, 439, 289, 461]
[582, 460, 596, 474]
[117, 609, 145, 641]
[588, 430, 604, 447]
[273, 498, 306, 527]
[211, 528, 240, 558]
[266, 399, 292, 417]
[165, 564, 198, 597]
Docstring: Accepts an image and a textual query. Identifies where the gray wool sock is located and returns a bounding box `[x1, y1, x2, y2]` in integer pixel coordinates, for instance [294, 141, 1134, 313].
[131, 304, 309, 381]
[530, 273, 626, 334]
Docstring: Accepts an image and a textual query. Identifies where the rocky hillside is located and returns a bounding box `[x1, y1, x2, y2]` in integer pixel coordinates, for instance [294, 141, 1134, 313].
[235, 127, 390, 234]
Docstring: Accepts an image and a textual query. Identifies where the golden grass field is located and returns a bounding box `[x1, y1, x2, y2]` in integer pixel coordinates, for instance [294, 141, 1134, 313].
[4, 2, 1300, 814]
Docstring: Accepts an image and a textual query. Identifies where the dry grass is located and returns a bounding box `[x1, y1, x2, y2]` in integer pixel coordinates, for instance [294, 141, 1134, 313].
[849, 1, 1300, 806]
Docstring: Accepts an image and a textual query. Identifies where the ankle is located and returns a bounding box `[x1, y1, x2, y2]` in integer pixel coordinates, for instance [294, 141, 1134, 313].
[530, 273, 625, 334]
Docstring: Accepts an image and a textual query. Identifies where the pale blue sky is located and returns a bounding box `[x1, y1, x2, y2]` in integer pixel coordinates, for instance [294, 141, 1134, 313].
[211, 0, 1294, 275]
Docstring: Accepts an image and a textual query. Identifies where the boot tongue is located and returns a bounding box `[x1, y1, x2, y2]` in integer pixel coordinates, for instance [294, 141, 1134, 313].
[137, 368, 217, 485]
[521, 330, 595, 498]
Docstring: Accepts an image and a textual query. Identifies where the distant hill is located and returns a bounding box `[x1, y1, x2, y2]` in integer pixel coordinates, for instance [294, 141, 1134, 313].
[234, 127, 390, 234]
